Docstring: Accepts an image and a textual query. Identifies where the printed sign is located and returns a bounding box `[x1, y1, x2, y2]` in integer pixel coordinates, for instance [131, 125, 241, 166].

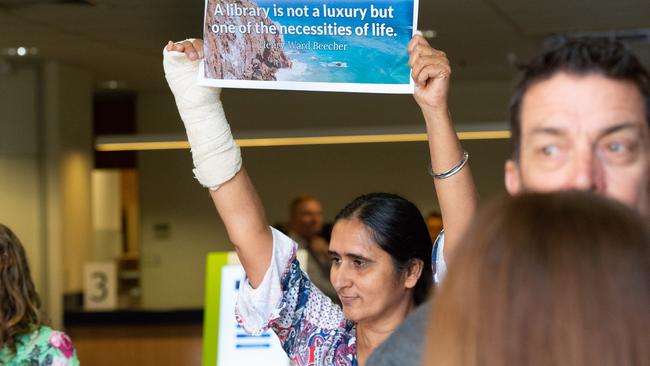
[203, 252, 292, 366]
[216, 265, 289, 365]
[83, 261, 118, 311]
[200, 0, 419, 93]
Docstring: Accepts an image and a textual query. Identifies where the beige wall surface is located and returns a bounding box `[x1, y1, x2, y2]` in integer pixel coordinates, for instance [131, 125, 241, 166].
[43, 62, 94, 297]
[137, 79, 514, 134]
[0, 61, 95, 327]
[92, 170, 124, 261]
[0, 65, 44, 296]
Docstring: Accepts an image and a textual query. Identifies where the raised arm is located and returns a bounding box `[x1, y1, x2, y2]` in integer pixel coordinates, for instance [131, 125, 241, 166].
[163, 40, 271, 287]
[408, 35, 479, 259]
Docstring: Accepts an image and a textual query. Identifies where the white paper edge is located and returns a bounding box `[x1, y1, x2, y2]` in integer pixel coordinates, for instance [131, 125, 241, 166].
[199, 0, 420, 95]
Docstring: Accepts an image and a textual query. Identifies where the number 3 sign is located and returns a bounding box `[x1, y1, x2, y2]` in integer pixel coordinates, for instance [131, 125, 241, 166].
[83, 261, 118, 311]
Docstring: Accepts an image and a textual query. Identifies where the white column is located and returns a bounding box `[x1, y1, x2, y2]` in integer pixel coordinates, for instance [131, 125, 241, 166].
[43, 61, 94, 328]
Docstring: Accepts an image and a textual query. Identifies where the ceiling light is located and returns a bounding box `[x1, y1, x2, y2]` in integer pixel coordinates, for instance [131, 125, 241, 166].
[1, 47, 39, 57]
[97, 80, 128, 90]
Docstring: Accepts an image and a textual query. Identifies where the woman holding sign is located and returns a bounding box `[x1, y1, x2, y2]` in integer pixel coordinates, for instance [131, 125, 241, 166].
[163, 34, 469, 366]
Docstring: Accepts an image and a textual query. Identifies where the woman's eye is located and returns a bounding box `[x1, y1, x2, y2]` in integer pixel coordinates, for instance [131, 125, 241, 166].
[330, 256, 341, 265]
[353, 259, 366, 267]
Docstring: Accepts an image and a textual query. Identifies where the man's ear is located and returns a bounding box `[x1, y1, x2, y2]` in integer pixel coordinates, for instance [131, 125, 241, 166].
[505, 159, 522, 195]
[404, 259, 424, 289]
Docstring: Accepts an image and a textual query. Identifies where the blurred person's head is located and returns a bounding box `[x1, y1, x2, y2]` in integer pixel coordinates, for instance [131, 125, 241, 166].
[330, 193, 433, 324]
[289, 195, 323, 241]
[425, 191, 650, 366]
[0, 224, 42, 352]
[505, 37, 650, 215]
[425, 211, 443, 241]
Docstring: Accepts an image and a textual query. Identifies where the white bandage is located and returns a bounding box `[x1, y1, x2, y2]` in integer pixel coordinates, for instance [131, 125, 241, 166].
[163, 43, 242, 190]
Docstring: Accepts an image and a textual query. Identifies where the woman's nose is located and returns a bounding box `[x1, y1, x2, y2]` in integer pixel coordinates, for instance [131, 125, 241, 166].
[330, 264, 352, 291]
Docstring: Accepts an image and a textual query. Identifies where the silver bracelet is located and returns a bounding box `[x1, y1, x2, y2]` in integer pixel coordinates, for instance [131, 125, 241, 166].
[428, 150, 469, 179]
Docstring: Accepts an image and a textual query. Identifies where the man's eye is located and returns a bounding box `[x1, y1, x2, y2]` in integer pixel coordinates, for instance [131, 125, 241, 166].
[607, 142, 625, 153]
[541, 144, 559, 156]
[599, 139, 638, 165]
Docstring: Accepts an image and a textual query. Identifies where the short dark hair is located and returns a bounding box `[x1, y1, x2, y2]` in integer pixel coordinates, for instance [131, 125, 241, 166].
[508, 36, 650, 160]
[289, 194, 320, 215]
[335, 193, 433, 305]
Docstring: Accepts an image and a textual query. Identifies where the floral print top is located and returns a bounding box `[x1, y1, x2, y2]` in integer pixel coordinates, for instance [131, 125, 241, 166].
[236, 228, 355, 366]
[0, 326, 79, 366]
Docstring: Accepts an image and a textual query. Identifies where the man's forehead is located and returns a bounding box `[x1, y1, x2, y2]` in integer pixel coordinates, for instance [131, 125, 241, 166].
[527, 123, 644, 140]
[520, 72, 647, 136]
[295, 200, 322, 214]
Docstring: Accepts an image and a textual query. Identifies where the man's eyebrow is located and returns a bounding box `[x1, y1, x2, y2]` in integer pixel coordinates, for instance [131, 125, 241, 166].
[597, 122, 641, 139]
[529, 126, 567, 137]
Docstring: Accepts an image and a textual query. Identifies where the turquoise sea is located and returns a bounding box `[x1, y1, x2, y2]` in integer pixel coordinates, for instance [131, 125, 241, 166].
[253, 0, 415, 84]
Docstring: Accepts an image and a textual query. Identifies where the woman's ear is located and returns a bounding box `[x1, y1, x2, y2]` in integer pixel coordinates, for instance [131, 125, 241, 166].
[505, 159, 522, 195]
[404, 259, 424, 289]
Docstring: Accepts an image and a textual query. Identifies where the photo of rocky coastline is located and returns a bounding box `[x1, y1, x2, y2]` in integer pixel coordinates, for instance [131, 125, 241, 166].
[204, 0, 291, 80]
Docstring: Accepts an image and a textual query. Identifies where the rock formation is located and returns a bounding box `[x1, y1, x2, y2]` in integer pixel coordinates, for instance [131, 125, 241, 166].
[204, 0, 291, 81]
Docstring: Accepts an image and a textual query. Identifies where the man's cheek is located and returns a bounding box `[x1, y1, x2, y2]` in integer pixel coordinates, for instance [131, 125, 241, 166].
[525, 170, 564, 192]
[605, 173, 643, 207]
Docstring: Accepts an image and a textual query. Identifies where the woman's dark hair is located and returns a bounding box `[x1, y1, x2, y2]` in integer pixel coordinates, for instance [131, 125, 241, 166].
[426, 191, 650, 366]
[335, 193, 433, 305]
[0, 224, 42, 353]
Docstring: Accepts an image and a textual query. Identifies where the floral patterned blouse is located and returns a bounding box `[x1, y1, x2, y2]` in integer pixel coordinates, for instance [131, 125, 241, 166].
[236, 228, 355, 366]
[0, 326, 79, 366]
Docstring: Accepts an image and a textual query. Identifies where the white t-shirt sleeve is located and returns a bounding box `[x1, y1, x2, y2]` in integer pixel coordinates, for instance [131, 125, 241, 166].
[434, 231, 447, 285]
[235, 227, 296, 335]
[234, 228, 345, 359]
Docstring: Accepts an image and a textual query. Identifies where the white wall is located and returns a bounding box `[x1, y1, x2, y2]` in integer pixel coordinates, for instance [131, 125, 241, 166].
[92, 170, 123, 261]
[0, 65, 45, 297]
[0, 61, 94, 327]
[42, 61, 94, 326]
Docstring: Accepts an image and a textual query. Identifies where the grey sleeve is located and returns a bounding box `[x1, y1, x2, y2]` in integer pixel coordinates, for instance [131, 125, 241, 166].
[366, 301, 430, 366]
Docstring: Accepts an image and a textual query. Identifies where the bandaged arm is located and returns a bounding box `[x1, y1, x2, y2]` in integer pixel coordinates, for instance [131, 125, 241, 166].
[163, 40, 272, 286]
[163, 44, 241, 190]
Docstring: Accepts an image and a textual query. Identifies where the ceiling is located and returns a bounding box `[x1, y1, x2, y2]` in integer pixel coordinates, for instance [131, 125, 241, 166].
[1, 0, 648, 92]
